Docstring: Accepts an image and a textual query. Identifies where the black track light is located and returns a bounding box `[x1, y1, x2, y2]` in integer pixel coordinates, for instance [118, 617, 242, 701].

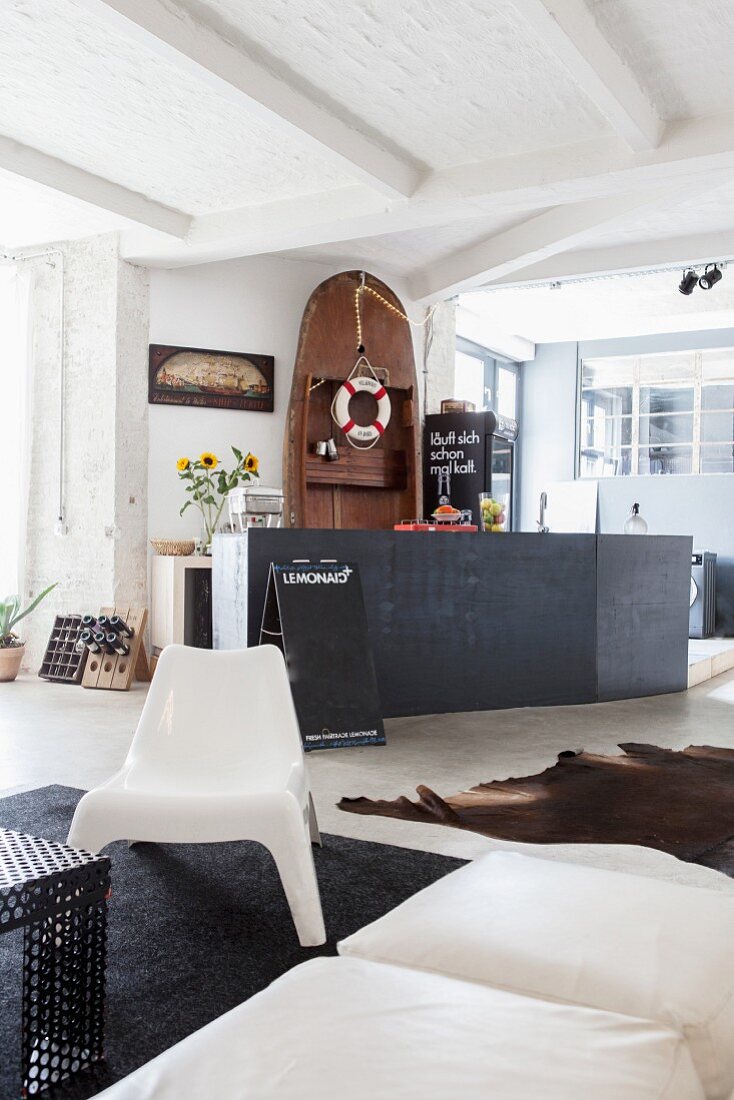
[679, 270, 698, 296]
[699, 264, 723, 290]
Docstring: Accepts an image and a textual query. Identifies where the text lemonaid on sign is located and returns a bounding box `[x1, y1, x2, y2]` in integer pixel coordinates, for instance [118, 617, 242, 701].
[282, 567, 353, 585]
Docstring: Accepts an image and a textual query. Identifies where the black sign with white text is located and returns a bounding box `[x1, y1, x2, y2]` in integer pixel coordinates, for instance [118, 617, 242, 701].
[259, 561, 385, 751]
[423, 412, 489, 517]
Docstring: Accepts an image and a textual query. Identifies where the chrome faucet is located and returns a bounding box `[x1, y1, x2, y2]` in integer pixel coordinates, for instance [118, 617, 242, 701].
[537, 491, 549, 533]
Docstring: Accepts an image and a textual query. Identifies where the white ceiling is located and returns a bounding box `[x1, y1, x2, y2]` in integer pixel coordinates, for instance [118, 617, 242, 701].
[0, 0, 351, 216]
[578, 179, 734, 250]
[1, 0, 734, 323]
[176, 0, 608, 167]
[589, 0, 734, 120]
[278, 212, 527, 277]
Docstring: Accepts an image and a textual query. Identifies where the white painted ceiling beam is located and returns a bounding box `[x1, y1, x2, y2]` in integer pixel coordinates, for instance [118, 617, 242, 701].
[186, 186, 393, 260]
[122, 186, 407, 266]
[421, 111, 734, 211]
[120, 184, 398, 266]
[409, 188, 691, 303]
[509, 0, 662, 151]
[0, 135, 190, 238]
[488, 231, 734, 288]
[79, 0, 421, 200]
[120, 111, 734, 266]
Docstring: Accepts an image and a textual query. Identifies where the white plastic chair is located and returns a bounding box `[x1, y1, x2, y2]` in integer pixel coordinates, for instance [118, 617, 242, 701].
[67, 644, 326, 947]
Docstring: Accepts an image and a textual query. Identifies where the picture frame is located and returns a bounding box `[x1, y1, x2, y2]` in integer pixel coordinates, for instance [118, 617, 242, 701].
[148, 344, 274, 412]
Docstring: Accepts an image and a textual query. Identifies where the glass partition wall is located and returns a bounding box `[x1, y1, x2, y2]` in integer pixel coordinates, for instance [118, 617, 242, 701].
[579, 348, 734, 477]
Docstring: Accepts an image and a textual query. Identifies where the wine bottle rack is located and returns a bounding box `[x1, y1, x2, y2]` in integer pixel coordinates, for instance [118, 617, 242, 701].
[38, 614, 87, 684]
[82, 606, 151, 692]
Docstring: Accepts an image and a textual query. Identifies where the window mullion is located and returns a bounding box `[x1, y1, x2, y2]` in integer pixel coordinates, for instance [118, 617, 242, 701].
[631, 358, 640, 476]
[693, 351, 702, 473]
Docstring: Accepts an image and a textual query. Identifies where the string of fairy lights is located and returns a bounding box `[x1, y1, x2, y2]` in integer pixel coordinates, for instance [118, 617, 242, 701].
[354, 279, 437, 353]
[309, 274, 437, 394]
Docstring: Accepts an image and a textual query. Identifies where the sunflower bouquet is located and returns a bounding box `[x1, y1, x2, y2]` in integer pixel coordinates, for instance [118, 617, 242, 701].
[177, 447, 259, 549]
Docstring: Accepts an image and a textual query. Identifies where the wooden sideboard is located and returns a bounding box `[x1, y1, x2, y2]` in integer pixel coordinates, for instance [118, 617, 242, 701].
[150, 555, 213, 656]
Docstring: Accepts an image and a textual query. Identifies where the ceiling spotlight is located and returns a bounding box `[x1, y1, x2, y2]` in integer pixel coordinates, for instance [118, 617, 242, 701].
[678, 270, 699, 296]
[699, 264, 723, 290]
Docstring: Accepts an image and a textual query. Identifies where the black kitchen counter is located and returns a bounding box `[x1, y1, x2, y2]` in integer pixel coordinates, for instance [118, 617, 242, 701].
[213, 530, 692, 716]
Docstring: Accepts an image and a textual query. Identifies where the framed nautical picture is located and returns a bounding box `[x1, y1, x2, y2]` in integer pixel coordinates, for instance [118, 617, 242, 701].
[148, 344, 274, 412]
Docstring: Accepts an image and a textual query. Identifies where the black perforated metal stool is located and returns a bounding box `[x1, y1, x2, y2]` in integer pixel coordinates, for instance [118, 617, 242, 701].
[0, 829, 110, 1096]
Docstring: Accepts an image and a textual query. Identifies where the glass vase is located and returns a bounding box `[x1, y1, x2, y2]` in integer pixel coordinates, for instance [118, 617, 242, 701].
[478, 492, 508, 533]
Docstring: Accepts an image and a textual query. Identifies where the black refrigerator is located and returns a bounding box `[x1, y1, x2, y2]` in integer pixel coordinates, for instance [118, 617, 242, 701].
[423, 411, 519, 528]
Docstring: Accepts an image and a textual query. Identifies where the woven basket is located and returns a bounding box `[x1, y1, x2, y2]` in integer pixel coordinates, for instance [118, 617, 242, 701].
[150, 539, 196, 557]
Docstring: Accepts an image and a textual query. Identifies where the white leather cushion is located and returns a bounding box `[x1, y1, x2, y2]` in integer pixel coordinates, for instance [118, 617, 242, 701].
[96, 957, 702, 1100]
[339, 851, 734, 1099]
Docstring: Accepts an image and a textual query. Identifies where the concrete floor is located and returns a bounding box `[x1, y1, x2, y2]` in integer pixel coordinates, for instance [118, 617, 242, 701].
[3, 668, 734, 893]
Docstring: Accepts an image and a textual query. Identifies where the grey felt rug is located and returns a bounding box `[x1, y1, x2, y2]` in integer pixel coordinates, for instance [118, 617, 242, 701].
[0, 785, 463, 1099]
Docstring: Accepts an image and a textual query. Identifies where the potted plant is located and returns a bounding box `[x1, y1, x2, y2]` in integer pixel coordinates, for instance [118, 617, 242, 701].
[176, 448, 259, 552]
[0, 584, 57, 682]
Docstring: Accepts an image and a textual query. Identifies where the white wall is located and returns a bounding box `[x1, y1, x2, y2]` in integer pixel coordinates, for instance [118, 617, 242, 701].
[148, 256, 424, 541]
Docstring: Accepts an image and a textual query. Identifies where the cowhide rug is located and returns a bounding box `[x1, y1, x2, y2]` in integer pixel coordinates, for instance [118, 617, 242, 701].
[339, 743, 734, 878]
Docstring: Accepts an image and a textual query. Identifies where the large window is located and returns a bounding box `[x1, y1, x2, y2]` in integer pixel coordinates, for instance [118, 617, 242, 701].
[579, 348, 734, 477]
[455, 336, 518, 418]
[454, 347, 487, 410]
[0, 264, 34, 595]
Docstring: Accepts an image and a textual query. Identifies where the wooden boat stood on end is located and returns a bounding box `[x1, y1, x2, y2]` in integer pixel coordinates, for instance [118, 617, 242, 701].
[283, 270, 421, 529]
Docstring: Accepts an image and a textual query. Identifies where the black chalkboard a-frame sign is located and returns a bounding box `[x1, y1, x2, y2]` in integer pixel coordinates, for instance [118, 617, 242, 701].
[259, 561, 386, 752]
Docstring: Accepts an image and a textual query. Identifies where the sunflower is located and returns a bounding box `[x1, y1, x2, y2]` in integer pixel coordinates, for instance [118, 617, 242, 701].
[200, 452, 218, 469]
[244, 452, 259, 475]
[176, 456, 190, 471]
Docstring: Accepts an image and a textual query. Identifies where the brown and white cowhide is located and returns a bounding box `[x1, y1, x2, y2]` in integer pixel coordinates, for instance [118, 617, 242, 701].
[339, 743, 734, 877]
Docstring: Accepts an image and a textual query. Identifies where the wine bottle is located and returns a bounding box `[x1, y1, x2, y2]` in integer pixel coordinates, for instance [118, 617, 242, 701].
[81, 614, 98, 630]
[97, 615, 112, 632]
[80, 629, 102, 653]
[106, 632, 130, 656]
[109, 615, 134, 638]
[93, 631, 109, 652]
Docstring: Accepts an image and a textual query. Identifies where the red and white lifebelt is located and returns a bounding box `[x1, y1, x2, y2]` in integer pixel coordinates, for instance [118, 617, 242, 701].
[332, 374, 391, 447]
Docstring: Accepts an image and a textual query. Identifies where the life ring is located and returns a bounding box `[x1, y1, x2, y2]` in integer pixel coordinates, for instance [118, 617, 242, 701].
[332, 374, 391, 446]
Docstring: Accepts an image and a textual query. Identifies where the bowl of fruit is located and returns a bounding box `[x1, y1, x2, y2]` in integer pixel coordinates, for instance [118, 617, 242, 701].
[479, 493, 506, 532]
[431, 504, 462, 524]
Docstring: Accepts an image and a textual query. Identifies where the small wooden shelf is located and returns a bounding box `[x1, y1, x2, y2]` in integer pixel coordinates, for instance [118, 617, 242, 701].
[39, 615, 87, 684]
[305, 449, 407, 490]
[150, 555, 213, 656]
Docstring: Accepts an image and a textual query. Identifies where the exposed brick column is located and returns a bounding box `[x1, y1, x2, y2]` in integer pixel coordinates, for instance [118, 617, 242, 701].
[23, 234, 149, 668]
